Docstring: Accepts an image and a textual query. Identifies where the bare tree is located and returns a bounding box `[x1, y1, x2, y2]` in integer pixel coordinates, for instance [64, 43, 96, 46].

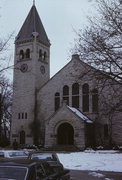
[73, 0, 122, 81]
[0, 75, 12, 146]
[72, 0, 122, 147]
[0, 33, 14, 74]
[0, 8, 14, 146]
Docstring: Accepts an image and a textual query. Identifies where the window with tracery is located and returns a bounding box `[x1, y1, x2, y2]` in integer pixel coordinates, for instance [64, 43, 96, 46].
[55, 92, 60, 111]
[83, 83, 89, 112]
[72, 83, 79, 108]
[104, 124, 108, 138]
[92, 89, 98, 112]
[63, 85, 69, 105]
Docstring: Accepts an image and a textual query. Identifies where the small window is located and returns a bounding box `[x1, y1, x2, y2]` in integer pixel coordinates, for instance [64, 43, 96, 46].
[104, 124, 108, 138]
[25, 113, 27, 119]
[19, 50, 24, 59]
[72, 83, 79, 108]
[26, 49, 30, 58]
[82, 83, 89, 112]
[55, 92, 60, 111]
[18, 113, 21, 119]
[22, 113, 24, 119]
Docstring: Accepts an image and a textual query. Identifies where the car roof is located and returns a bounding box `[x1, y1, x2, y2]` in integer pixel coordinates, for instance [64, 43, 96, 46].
[0, 158, 42, 167]
[0, 150, 25, 152]
[28, 151, 57, 155]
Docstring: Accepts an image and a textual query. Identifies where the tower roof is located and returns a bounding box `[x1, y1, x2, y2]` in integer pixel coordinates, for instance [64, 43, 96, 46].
[16, 5, 50, 46]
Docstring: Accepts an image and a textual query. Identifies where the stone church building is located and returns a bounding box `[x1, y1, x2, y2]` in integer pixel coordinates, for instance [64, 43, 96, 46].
[11, 5, 122, 150]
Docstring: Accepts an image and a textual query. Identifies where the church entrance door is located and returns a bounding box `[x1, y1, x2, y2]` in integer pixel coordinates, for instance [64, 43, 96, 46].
[57, 123, 74, 145]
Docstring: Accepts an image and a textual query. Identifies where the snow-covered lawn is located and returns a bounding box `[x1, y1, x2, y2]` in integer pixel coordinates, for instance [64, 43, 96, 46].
[57, 150, 122, 172]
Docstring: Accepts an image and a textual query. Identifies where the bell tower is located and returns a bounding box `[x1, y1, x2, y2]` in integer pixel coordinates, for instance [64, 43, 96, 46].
[11, 4, 50, 145]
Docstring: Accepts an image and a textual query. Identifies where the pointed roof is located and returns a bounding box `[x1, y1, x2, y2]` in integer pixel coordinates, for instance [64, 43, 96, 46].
[16, 5, 50, 46]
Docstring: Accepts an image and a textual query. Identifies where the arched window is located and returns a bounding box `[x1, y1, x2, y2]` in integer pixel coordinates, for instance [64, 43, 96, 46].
[19, 50, 24, 59]
[20, 130, 25, 144]
[26, 49, 30, 58]
[82, 83, 89, 112]
[39, 49, 42, 59]
[63, 85, 69, 105]
[92, 89, 98, 112]
[104, 124, 108, 138]
[44, 51, 47, 61]
[72, 83, 79, 108]
[55, 92, 60, 111]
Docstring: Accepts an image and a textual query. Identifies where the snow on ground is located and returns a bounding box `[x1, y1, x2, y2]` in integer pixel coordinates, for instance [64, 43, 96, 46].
[57, 150, 122, 172]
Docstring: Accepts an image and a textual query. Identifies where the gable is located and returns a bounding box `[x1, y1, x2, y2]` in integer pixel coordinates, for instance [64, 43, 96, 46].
[38, 54, 92, 95]
[47, 103, 92, 125]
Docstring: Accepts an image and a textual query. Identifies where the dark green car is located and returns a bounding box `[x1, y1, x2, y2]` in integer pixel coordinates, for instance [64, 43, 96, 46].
[0, 158, 70, 180]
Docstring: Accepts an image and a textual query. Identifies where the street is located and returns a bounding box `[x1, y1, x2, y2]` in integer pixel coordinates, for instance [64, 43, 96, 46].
[70, 170, 122, 180]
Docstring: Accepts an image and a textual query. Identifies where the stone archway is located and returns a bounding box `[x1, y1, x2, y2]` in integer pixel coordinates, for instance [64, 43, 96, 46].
[57, 123, 74, 145]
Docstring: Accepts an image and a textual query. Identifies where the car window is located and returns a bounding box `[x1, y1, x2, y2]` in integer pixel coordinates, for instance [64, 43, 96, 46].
[31, 153, 53, 160]
[8, 151, 27, 157]
[0, 152, 4, 158]
[0, 166, 28, 180]
[41, 162, 54, 176]
[28, 167, 36, 180]
[36, 165, 45, 179]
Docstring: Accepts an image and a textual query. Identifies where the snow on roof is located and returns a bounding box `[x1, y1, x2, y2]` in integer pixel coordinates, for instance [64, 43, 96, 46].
[67, 106, 93, 123]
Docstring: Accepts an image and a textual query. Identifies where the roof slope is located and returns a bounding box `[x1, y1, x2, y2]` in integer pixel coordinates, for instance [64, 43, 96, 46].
[16, 5, 50, 46]
[68, 106, 93, 123]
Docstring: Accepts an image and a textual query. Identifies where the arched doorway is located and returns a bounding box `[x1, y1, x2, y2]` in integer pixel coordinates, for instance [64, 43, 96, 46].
[20, 130, 25, 144]
[57, 123, 74, 145]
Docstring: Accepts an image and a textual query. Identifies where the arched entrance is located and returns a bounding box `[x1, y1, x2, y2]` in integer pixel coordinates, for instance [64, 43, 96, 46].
[57, 123, 74, 145]
[20, 130, 25, 144]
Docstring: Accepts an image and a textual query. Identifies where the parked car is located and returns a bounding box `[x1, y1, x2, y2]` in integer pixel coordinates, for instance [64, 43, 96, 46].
[28, 151, 70, 178]
[0, 158, 70, 180]
[0, 150, 28, 158]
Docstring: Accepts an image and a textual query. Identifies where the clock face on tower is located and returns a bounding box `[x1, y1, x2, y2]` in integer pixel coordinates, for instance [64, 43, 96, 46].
[40, 65, 45, 74]
[20, 64, 28, 72]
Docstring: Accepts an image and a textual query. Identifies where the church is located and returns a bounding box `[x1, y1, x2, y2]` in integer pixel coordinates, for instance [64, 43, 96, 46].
[11, 4, 122, 150]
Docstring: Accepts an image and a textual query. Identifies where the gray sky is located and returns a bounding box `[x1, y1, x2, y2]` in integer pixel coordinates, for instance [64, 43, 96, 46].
[0, 0, 96, 77]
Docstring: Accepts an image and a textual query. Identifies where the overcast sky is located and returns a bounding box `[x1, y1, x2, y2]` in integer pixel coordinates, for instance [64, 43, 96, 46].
[0, 0, 97, 77]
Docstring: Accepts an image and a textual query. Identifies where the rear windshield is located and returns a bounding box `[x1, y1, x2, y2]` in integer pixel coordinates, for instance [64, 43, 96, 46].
[31, 153, 55, 160]
[0, 166, 27, 180]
